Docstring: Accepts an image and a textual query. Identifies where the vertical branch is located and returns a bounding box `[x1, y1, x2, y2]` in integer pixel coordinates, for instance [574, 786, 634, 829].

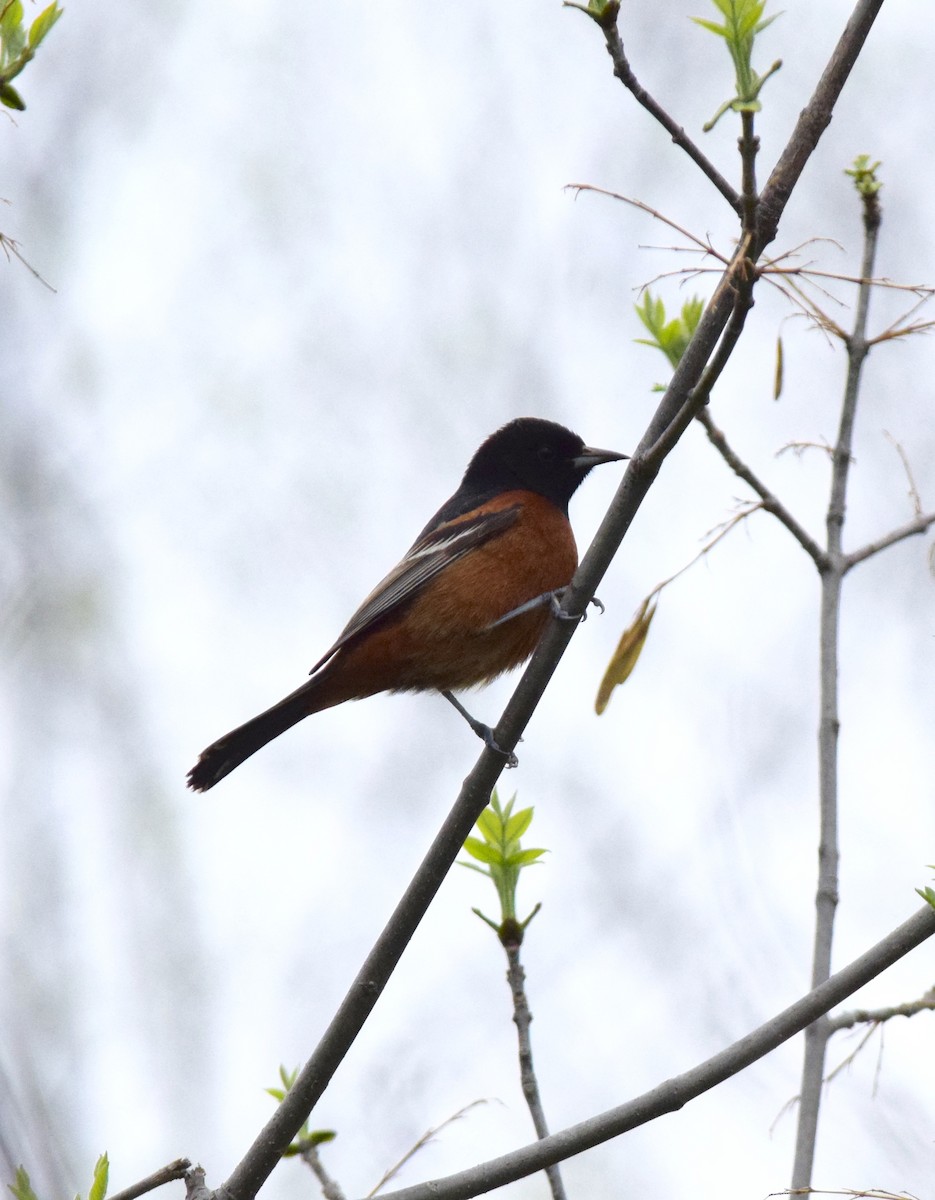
[790, 184, 881, 1191]
[504, 940, 567, 1200]
[300, 1148, 346, 1200]
[739, 110, 760, 239]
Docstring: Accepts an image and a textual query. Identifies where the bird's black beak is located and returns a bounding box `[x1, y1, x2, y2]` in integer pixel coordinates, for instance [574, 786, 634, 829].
[573, 445, 629, 471]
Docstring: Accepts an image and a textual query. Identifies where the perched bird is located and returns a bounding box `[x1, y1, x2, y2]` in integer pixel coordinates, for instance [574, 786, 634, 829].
[187, 417, 626, 791]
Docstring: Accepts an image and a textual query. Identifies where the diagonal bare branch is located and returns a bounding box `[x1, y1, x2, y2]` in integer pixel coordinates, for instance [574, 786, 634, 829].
[844, 510, 935, 570]
[374, 907, 935, 1200]
[828, 987, 935, 1034]
[696, 409, 827, 567]
[600, 19, 741, 213]
[107, 1161, 192, 1200]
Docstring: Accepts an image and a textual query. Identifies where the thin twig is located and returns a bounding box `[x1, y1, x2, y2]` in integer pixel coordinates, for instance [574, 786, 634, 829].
[504, 942, 567, 1200]
[758, 252, 934, 344]
[768, 994, 934, 1134]
[844, 510, 935, 571]
[827, 988, 935, 1034]
[600, 19, 741, 213]
[763, 263, 933, 296]
[870, 317, 935, 344]
[696, 409, 827, 568]
[367, 1103, 488, 1197]
[822, 1022, 880, 1086]
[776, 439, 835, 460]
[0, 230, 56, 290]
[773, 1188, 924, 1199]
[764, 271, 851, 339]
[567, 184, 729, 265]
[739, 110, 760, 240]
[651, 502, 765, 598]
[299, 1143, 347, 1200]
[790, 154, 882, 1196]
[107, 1160, 192, 1200]
[574, 187, 933, 346]
[883, 430, 924, 516]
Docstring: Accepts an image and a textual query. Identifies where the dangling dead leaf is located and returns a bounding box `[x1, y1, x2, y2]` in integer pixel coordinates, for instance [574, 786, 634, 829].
[774, 335, 784, 400]
[595, 595, 658, 715]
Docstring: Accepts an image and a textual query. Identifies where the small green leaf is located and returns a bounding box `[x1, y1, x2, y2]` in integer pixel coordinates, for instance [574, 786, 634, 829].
[682, 296, 705, 331]
[915, 866, 935, 909]
[87, 1154, 109, 1200]
[27, 2, 61, 48]
[283, 1129, 337, 1157]
[0, 81, 24, 108]
[634, 293, 705, 374]
[8, 1166, 39, 1200]
[476, 808, 500, 843]
[692, 16, 727, 36]
[845, 154, 883, 198]
[0, 0, 26, 64]
[694, 0, 782, 130]
[562, 0, 620, 29]
[0, 0, 24, 36]
[463, 790, 549, 929]
[504, 807, 534, 842]
[462, 837, 500, 865]
[508, 848, 547, 867]
[304, 1130, 337, 1147]
[753, 11, 780, 35]
[493, 792, 514, 818]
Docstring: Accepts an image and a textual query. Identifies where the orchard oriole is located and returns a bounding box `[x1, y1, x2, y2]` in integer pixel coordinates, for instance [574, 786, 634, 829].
[187, 417, 626, 791]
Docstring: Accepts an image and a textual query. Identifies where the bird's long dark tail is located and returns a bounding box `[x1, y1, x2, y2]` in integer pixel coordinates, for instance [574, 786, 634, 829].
[187, 680, 323, 792]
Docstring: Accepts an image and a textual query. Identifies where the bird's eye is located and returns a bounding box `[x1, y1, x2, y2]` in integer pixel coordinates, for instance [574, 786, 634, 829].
[537, 445, 556, 463]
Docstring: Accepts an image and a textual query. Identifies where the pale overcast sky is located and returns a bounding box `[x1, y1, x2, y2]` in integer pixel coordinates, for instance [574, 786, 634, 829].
[1, 3, 933, 1199]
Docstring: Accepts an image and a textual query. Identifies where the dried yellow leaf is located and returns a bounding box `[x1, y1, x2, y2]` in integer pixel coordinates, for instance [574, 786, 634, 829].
[774, 335, 783, 400]
[594, 596, 657, 715]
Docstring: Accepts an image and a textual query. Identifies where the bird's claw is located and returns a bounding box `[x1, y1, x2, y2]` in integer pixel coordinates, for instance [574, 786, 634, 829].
[481, 725, 519, 769]
[550, 589, 605, 623]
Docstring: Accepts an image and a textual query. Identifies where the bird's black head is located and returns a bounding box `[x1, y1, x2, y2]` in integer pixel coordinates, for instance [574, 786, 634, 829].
[462, 417, 627, 513]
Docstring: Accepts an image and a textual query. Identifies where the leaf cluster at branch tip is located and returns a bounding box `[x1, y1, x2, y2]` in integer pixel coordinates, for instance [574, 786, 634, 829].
[693, 0, 782, 131]
[845, 153, 883, 198]
[0, 0, 63, 109]
[461, 791, 546, 937]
